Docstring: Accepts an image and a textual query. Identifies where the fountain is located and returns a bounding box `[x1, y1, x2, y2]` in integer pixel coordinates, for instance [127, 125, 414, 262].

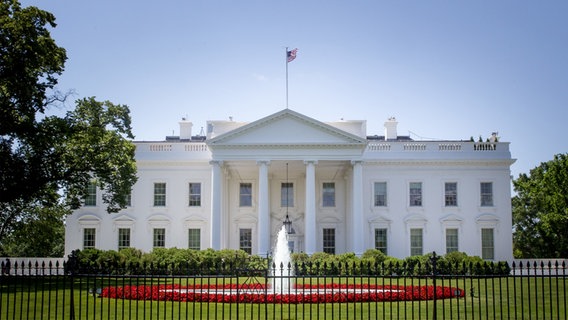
[270, 225, 294, 293]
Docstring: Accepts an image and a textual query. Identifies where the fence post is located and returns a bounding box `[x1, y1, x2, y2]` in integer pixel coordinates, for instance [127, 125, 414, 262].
[66, 252, 78, 320]
[430, 251, 440, 320]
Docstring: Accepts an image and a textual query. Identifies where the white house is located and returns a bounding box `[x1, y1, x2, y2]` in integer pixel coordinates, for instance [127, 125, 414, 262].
[65, 109, 515, 261]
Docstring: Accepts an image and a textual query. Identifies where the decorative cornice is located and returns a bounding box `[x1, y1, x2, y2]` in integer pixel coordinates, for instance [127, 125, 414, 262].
[210, 143, 367, 149]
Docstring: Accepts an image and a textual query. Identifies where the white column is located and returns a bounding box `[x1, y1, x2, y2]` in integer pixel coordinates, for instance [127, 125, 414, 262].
[210, 160, 223, 250]
[257, 160, 270, 256]
[304, 160, 317, 255]
[351, 160, 365, 255]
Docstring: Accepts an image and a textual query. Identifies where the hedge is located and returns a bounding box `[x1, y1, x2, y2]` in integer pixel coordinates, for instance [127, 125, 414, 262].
[67, 248, 510, 276]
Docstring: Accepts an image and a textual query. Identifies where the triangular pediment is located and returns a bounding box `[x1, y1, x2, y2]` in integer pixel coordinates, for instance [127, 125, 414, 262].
[207, 109, 367, 148]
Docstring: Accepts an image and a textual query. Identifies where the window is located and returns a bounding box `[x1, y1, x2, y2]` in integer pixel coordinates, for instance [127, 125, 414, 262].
[410, 228, 423, 256]
[374, 182, 387, 207]
[239, 183, 252, 207]
[189, 183, 201, 207]
[322, 182, 335, 207]
[154, 183, 166, 206]
[281, 182, 294, 207]
[446, 228, 459, 253]
[445, 182, 457, 206]
[481, 228, 494, 260]
[409, 182, 422, 207]
[84, 182, 97, 206]
[188, 228, 201, 250]
[83, 228, 96, 249]
[125, 193, 132, 207]
[153, 228, 165, 248]
[118, 228, 130, 250]
[239, 228, 252, 254]
[374, 228, 388, 255]
[480, 182, 493, 206]
[323, 228, 336, 254]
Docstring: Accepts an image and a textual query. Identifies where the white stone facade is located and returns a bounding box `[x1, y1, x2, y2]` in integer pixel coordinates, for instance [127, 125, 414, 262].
[65, 109, 515, 261]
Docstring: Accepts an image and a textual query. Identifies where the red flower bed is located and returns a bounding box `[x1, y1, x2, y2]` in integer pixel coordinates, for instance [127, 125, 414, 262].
[100, 283, 464, 304]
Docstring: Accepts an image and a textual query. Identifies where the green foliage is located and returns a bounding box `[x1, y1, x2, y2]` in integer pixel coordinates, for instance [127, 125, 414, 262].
[0, 1, 137, 254]
[361, 248, 387, 265]
[62, 97, 137, 213]
[68, 249, 510, 276]
[0, 201, 64, 257]
[0, 0, 67, 204]
[512, 153, 568, 258]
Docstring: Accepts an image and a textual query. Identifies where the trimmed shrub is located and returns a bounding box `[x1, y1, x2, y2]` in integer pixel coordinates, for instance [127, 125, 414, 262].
[67, 248, 510, 276]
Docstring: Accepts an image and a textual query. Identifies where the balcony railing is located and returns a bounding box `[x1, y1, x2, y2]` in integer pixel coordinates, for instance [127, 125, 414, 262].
[137, 142, 209, 153]
[367, 141, 507, 153]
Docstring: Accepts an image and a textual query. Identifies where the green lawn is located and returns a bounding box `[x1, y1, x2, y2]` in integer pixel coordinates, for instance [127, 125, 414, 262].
[1, 275, 566, 319]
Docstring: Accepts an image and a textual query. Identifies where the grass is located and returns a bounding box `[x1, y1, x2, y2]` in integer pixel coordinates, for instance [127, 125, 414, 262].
[1, 274, 566, 319]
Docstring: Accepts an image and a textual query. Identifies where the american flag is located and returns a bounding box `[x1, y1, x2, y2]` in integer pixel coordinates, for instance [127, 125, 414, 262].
[287, 48, 298, 63]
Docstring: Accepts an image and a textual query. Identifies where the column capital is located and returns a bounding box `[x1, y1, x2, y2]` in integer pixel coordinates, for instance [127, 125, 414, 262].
[256, 160, 271, 166]
[210, 160, 224, 166]
[303, 160, 318, 165]
[350, 160, 364, 166]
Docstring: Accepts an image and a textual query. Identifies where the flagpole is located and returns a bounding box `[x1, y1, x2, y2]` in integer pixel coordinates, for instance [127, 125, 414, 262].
[285, 47, 289, 109]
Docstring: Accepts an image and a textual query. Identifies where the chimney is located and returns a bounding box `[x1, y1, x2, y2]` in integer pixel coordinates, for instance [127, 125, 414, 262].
[384, 117, 398, 141]
[179, 118, 193, 140]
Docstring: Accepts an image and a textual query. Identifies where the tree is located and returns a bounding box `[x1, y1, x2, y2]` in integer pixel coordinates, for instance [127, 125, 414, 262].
[0, 1, 137, 255]
[1, 0, 67, 203]
[512, 153, 568, 258]
[61, 97, 137, 213]
[0, 200, 65, 257]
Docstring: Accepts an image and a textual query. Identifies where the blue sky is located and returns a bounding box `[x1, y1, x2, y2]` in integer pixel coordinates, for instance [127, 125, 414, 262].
[22, 0, 568, 179]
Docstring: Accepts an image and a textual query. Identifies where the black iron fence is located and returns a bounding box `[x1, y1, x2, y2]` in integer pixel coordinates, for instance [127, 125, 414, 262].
[0, 255, 566, 319]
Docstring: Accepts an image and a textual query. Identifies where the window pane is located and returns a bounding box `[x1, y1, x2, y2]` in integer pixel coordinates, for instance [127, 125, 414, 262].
[188, 228, 201, 250]
[118, 228, 130, 249]
[445, 182, 458, 206]
[446, 228, 458, 253]
[322, 182, 335, 207]
[153, 228, 165, 248]
[239, 228, 252, 254]
[480, 182, 493, 206]
[374, 182, 387, 206]
[154, 183, 166, 206]
[125, 193, 132, 207]
[83, 228, 96, 249]
[410, 228, 423, 256]
[281, 182, 294, 207]
[481, 228, 494, 260]
[409, 182, 422, 207]
[323, 228, 335, 254]
[189, 183, 201, 207]
[240, 183, 252, 207]
[85, 182, 97, 206]
[374, 228, 388, 255]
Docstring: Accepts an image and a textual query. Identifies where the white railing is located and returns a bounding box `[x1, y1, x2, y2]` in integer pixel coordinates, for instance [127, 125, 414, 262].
[149, 144, 173, 152]
[138, 142, 209, 153]
[403, 143, 427, 151]
[367, 141, 508, 154]
[185, 144, 209, 152]
[438, 143, 462, 151]
[367, 143, 391, 151]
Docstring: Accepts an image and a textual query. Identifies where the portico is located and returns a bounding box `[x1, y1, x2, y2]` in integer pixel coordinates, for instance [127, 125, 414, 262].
[207, 109, 368, 255]
[208, 158, 367, 256]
